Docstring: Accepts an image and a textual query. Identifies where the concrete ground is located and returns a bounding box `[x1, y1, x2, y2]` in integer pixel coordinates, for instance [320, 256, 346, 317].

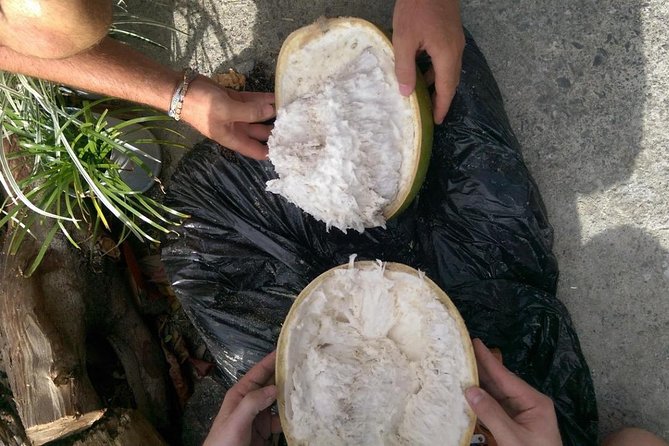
[131, 0, 669, 440]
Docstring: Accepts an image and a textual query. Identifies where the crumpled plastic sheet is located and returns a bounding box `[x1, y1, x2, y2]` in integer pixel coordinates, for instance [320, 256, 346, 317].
[162, 31, 598, 445]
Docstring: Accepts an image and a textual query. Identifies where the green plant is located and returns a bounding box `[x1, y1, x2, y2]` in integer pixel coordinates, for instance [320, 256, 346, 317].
[0, 3, 190, 275]
[0, 73, 188, 276]
[0, 2, 191, 276]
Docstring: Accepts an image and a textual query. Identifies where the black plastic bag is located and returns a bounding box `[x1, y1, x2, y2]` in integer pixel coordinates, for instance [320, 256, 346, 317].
[162, 32, 598, 445]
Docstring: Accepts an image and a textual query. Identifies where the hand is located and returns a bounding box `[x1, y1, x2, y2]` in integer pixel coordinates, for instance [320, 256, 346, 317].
[203, 351, 282, 446]
[465, 339, 563, 446]
[182, 76, 275, 160]
[392, 0, 465, 124]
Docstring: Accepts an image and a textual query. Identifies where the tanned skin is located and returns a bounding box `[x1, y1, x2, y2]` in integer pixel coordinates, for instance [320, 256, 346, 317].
[0, 0, 275, 158]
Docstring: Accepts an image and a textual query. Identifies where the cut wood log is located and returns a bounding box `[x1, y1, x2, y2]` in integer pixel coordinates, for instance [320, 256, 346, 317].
[0, 136, 171, 443]
[26, 411, 106, 446]
[57, 409, 167, 446]
[0, 233, 103, 445]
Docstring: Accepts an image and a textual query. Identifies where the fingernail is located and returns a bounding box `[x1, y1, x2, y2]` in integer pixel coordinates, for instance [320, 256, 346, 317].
[399, 83, 413, 96]
[465, 387, 483, 405]
[473, 338, 488, 350]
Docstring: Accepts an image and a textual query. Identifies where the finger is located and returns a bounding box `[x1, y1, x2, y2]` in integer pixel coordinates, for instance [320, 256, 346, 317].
[490, 347, 504, 363]
[392, 31, 419, 96]
[246, 123, 272, 142]
[271, 414, 282, 434]
[236, 351, 277, 393]
[225, 96, 276, 123]
[473, 339, 546, 416]
[226, 386, 277, 440]
[221, 351, 277, 416]
[473, 339, 528, 396]
[225, 127, 270, 160]
[208, 122, 269, 160]
[231, 90, 276, 105]
[253, 410, 282, 438]
[254, 408, 274, 440]
[465, 386, 522, 443]
[473, 338, 520, 397]
[423, 66, 435, 87]
[428, 50, 460, 124]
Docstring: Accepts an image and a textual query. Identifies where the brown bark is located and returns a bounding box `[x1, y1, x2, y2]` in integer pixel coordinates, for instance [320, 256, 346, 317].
[86, 252, 171, 433]
[0, 233, 103, 445]
[0, 375, 29, 445]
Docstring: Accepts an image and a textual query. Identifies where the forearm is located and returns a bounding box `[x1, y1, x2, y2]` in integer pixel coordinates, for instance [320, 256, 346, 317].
[0, 37, 180, 112]
[0, 35, 277, 158]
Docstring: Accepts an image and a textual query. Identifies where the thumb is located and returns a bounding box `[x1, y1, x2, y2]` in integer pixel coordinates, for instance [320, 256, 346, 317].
[226, 99, 275, 124]
[465, 387, 520, 443]
[225, 385, 277, 437]
[393, 33, 418, 96]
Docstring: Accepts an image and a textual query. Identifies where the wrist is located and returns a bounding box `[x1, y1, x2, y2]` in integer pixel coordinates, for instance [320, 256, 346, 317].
[168, 68, 199, 121]
[179, 75, 222, 132]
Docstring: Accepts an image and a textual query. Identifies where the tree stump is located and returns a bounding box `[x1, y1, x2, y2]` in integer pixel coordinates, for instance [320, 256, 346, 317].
[0, 233, 104, 445]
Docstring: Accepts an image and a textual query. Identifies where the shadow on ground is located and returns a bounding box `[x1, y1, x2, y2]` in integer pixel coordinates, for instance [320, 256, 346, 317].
[463, 0, 669, 438]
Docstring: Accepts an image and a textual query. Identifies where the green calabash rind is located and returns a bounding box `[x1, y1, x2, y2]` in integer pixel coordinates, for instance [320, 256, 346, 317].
[276, 261, 478, 446]
[274, 17, 434, 224]
[384, 68, 434, 220]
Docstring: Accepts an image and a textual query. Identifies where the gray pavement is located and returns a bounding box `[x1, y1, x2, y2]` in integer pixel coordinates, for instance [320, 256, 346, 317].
[462, 0, 669, 438]
[133, 0, 669, 440]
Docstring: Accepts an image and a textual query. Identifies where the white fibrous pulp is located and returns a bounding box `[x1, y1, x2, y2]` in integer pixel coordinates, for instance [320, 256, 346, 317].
[282, 262, 473, 445]
[268, 43, 414, 232]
